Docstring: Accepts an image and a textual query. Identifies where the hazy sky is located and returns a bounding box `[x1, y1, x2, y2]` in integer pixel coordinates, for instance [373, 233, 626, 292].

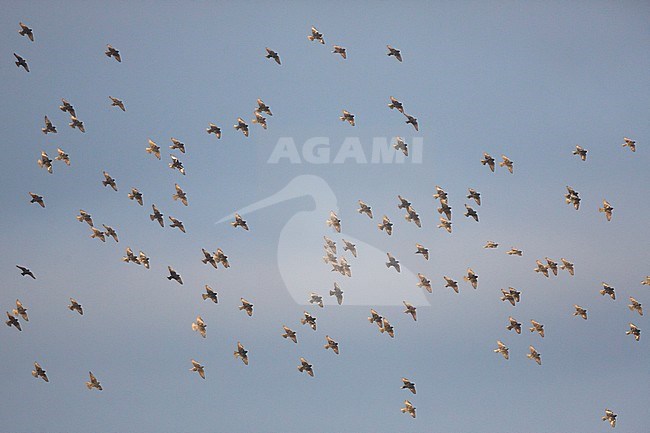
[1, 1, 649, 432]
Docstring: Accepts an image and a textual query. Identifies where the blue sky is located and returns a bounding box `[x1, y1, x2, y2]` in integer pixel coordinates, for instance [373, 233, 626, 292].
[1, 1, 649, 432]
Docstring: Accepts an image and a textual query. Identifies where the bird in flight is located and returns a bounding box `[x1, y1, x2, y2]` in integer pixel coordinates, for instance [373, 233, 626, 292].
[109, 96, 125, 111]
[105, 44, 121, 62]
[14, 53, 29, 72]
[332, 45, 347, 59]
[297, 357, 314, 377]
[18, 22, 34, 41]
[265, 47, 281, 65]
[307, 26, 325, 44]
[32, 362, 48, 382]
[386, 45, 402, 62]
[85, 372, 103, 390]
[190, 359, 205, 379]
[16, 265, 35, 279]
[234, 342, 249, 365]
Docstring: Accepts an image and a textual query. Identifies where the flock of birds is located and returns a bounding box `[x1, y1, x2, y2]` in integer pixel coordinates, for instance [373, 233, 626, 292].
[8, 21, 648, 427]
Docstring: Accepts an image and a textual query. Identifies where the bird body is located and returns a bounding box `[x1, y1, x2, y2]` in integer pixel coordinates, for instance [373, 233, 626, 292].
[69, 116, 85, 133]
[529, 320, 545, 337]
[234, 342, 249, 365]
[622, 137, 636, 152]
[463, 268, 478, 289]
[6, 312, 21, 331]
[329, 282, 344, 305]
[202, 285, 218, 303]
[308, 26, 325, 44]
[602, 409, 617, 427]
[327, 211, 341, 233]
[105, 45, 121, 62]
[574, 305, 587, 320]
[332, 45, 346, 59]
[415, 244, 429, 260]
[16, 265, 36, 279]
[403, 301, 417, 321]
[103, 229, 118, 246]
[298, 358, 314, 376]
[170, 138, 186, 153]
[239, 298, 253, 316]
[190, 360, 205, 379]
[37, 151, 53, 173]
[59, 99, 76, 117]
[282, 325, 297, 343]
[386, 45, 402, 61]
[206, 123, 221, 138]
[146, 139, 161, 159]
[324, 335, 339, 354]
[102, 171, 117, 191]
[150, 205, 164, 227]
[234, 117, 249, 136]
[386, 253, 400, 272]
[628, 297, 643, 316]
[166, 266, 183, 284]
[18, 22, 34, 41]
[599, 200, 613, 221]
[481, 153, 495, 171]
[128, 188, 143, 206]
[378, 216, 393, 235]
[494, 340, 509, 359]
[401, 378, 416, 394]
[231, 213, 249, 230]
[32, 362, 48, 382]
[600, 283, 616, 300]
[14, 53, 29, 72]
[109, 96, 125, 111]
[13, 300, 28, 321]
[388, 96, 404, 113]
[401, 400, 416, 418]
[300, 311, 316, 330]
[507, 316, 522, 334]
[444, 276, 459, 294]
[192, 316, 207, 338]
[265, 47, 281, 64]
[527, 346, 542, 365]
[86, 372, 102, 390]
[42, 116, 56, 134]
[340, 110, 355, 126]
[68, 298, 83, 315]
[499, 155, 513, 173]
[573, 145, 588, 161]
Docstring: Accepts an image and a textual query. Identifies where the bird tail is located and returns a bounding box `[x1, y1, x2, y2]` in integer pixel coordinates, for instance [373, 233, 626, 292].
[31, 370, 37, 378]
